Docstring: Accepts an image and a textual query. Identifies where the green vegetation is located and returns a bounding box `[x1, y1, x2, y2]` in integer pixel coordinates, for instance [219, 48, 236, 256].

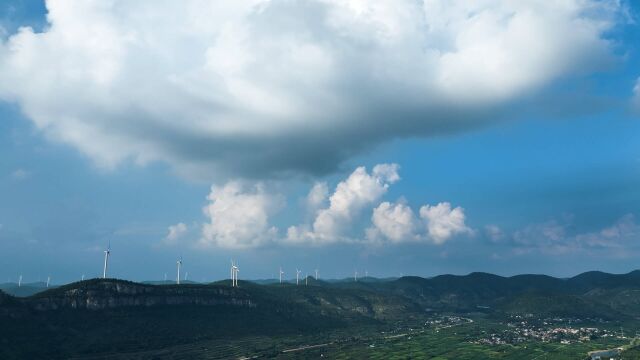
[301, 320, 629, 360]
[2, 270, 640, 358]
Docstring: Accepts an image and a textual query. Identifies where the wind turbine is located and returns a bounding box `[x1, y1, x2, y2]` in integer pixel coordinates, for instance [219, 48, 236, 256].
[18, 275, 22, 287]
[164, 273, 167, 282]
[296, 269, 301, 286]
[176, 256, 183, 284]
[354, 270, 358, 282]
[46, 275, 50, 288]
[315, 269, 319, 280]
[102, 240, 111, 279]
[234, 262, 239, 287]
[230, 260, 234, 287]
[185, 272, 189, 281]
[81, 274, 85, 281]
[230, 260, 239, 287]
[234, 261, 239, 287]
[230, 260, 234, 286]
[279, 267, 284, 284]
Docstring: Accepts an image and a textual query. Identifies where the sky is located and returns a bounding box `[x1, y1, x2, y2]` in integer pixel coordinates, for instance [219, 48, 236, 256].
[1, 0, 640, 284]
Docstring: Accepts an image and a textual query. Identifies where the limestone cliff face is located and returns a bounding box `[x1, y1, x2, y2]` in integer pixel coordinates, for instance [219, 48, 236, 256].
[27, 280, 256, 311]
[3, 279, 421, 321]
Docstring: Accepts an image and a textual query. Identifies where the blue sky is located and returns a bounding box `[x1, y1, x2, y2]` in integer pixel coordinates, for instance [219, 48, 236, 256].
[1, 0, 640, 283]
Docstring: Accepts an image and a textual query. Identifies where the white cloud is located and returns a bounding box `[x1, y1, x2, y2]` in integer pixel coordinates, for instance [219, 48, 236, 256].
[512, 219, 569, 254]
[164, 222, 188, 245]
[288, 163, 400, 244]
[484, 224, 505, 242]
[367, 200, 471, 244]
[176, 163, 472, 248]
[366, 201, 419, 243]
[419, 202, 472, 244]
[306, 182, 328, 213]
[508, 214, 640, 256]
[0, 0, 621, 180]
[200, 181, 283, 249]
[576, 214, 639, 249]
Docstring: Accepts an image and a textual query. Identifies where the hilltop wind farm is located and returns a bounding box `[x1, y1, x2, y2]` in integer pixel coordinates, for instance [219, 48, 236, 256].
[4, 270, 640, 358]
[2, 0, 640, 358]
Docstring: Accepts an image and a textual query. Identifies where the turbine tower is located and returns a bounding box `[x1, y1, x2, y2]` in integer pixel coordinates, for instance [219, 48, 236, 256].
[279, 267, 284, 284]
[315, 269, 319, 280]
[296, 269, 301, 285]
[305, 273, 308, 286]
[176, 256, 183, 284]
[354, 270, 358, 282]
[81, 274, 85, 281]
[18, 275, 22, 287]
[102, 240, 111, 279]
[46, 275, 50, 288]
[235, 264, 239, 287]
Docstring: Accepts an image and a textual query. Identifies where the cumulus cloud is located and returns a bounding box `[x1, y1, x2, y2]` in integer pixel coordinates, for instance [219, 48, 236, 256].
[287, 164, 400, 244]
[163, 222, 188, 245]
[173, 163, 473, 248]
[306, 182, 329, 213]
[366, 200, 471, 245]
[200, 181, 283, 249]
[0, 0, 621, 180]
[419, 202, 472, 244]
[366, 201, 419, 243]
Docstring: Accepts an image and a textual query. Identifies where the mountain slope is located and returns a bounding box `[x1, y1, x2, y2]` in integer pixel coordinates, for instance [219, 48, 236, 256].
[3, 271, 640, 359]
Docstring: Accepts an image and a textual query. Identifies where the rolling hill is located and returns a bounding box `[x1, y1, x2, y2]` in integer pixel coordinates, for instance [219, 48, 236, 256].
[0, 281, 57, 297]
[2, 270, 640, 358]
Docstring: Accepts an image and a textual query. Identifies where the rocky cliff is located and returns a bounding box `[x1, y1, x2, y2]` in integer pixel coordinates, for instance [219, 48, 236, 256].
[25, 279, 256, 311]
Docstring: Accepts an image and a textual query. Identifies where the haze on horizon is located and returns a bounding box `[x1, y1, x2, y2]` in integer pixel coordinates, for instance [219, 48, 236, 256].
[1, 0, 640, 284]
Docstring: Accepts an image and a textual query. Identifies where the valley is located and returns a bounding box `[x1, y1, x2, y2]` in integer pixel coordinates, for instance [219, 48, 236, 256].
[3, 271, 640, 359]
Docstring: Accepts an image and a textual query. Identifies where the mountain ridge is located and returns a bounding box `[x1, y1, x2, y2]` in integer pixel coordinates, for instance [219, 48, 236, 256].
[2, 269, 640, 318]
[2, 270, 640, 359]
